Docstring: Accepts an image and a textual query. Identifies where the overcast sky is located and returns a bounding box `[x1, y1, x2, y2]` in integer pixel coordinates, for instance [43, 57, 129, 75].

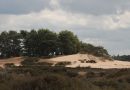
[0, 0, 130, 55]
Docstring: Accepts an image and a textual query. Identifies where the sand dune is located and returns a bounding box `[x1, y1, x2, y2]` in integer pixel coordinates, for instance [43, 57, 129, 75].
[0, 57, 22, 68]
[0, 54, 130, 69]
[46, 54, 130, 69]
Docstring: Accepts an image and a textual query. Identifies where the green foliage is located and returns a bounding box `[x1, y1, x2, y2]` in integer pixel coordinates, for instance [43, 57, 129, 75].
[0, 29, 109, 58]
[58, 30, 80, 55]
[0, 31, 21, 58]
[112, 55, 130, 61]
[80, 42, 109, 57]
[24, 29, 59, 56]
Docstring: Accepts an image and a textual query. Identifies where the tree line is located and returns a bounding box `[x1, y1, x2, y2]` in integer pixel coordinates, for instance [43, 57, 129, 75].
[0, 29, 109, 58]
[112, 55, 130, 61]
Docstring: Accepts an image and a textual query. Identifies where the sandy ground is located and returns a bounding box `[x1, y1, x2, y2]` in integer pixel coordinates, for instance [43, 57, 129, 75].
[0, 57, 22, 68]
[0, 54, 130, 69]
[45, 54, 130, 69]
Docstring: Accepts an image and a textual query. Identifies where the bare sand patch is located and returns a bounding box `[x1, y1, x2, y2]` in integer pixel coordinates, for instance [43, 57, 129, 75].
[0, 57, 23, 68]
[45, 54, 130, 69]
[0, 54, 130, 69]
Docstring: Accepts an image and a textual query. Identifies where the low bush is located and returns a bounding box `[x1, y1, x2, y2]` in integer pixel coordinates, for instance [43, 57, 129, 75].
[86, 71, 96, 78]
[66, 71, 78, 77]
[4, 63, 15, 68]
[106, 69, 129, 78]
[0, 64, 130, 90]
[21, 57, 39, 66]
[86, 60, 96, 63]
[55, 62, 71, 67]
[37, 62, 53, 66]
[126, 77, 130, 83]
[98, 72, 106, 77]
[93, 80, 118, 88]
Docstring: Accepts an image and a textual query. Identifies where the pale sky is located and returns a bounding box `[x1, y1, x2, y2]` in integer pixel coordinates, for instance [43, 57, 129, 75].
[0, 0, 130, 55]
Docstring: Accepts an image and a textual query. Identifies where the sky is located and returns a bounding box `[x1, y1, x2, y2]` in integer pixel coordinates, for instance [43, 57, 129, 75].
[0, 0, 130, 55]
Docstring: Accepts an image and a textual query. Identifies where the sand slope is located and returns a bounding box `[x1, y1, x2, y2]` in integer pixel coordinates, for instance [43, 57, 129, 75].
[46, 54, 130, 69]
[0, 54, 130, 69]
[0, 57, 22, 68]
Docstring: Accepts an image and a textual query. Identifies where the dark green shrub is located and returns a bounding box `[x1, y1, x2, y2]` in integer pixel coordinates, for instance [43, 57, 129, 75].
[93, 80, 118, 88]
[126, 77, 130, 83]
[21, 57, 39, 66]
[11, 74, 73, 90]
[66, 71, 78, 77]
[118, 79, 124, 83]
[55, 62, 71, 67]
[99, 72, 106, 77]
[86, 71, 95, 78]
[106, 69, 128, 78]
[4, 63, 15, 68]
[50, 67, 67, 73]
[86, 60, 96, 63]
[37, 62, 53, 66]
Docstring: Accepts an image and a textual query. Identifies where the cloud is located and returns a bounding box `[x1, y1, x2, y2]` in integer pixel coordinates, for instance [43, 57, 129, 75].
[0, 0, 130, 55]
[75, 28, 130, 55]
[0, 9, 88, 30]
[49, 0, 60, 9]
[0, 0, 50, 14]
[58, 0, 130, 15]
[1, 0, 130, 30]
[1, 0, 130, 16]
[83, 38, 104, 46]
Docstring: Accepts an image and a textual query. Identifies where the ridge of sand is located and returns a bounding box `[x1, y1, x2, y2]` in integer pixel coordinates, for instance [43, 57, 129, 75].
[0, 54, 130, 69]
[46, 54, 130, 69]
[0, 57, 22, 68]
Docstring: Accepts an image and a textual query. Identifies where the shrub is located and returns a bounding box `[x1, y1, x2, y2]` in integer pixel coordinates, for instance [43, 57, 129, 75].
[118, 79, 124, 83]
[86, 71, 95, 78]
[50, 67, 67, 73]
[55, 62, 71, 67]
[79, 59, 86, 63]
[86, 60, 96, 63]
[37, 62, 53, 66]
[66, 71, 78, 77]
[11, 74, 73, 90]
[93, 80, 118, 88]
[21, 57, 39, 66]
[126, 77, 130, 83]
[4, 63, 15, 68]
[99, 72, 106, 77]
[106, 69, 128, 78]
